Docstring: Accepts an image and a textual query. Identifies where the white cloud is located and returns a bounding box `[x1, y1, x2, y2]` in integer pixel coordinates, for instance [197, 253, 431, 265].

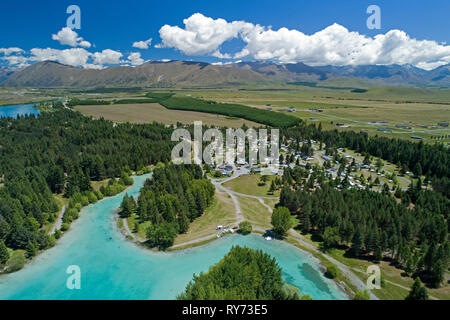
[52, 27, 91, 48]
[0, 47, 28, 67]
[2, 47, 144, 70]
[127, 52, 144, 66]
[158, 13, 252, 55]
[29, 48, 92, 67]
[416, 61, 449, 71]
[83, 64, 105, 70]
[0, 55, 29, 68]
[132, 38, 152, 49]
[0, 47, 24, 56]
[158, 13, 450, 69]
[92, 49, 123, 65]
[212, 50, 231, 59]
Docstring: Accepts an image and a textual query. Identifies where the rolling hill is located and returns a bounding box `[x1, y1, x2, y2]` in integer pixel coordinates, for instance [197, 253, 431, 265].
[2, 60, 450, 88]
[1, 60, 270, 88]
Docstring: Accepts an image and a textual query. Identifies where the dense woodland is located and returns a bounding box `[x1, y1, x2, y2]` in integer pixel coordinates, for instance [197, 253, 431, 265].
[0, 106, 173, 258]
[130, 164, 215, 249]
[177, 246, 307, 300]
[279, 166, 449, 288]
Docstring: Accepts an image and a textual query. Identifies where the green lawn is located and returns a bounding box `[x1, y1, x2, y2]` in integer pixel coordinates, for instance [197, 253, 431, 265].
[223, 174, 280, 197]
[239, 197, 272, 230]
[173, 189, 237, 245]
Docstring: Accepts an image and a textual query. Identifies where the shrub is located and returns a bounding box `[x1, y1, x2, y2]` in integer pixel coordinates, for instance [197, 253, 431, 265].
[80, 196, 90, 206]
[94, 190, 104, 200]
[354, 290, 370, 300]
[61, 223, 70, 232]
[324, 264, 339, 279]
[54, 229, 62, 239]
[6, 251, 26, 273]
[238, 221, 252, 235]
[87, 192, 98, 204]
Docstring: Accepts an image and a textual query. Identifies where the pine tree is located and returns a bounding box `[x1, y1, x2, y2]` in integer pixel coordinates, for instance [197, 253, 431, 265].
[269, 180, 276, 194]
[351, 228, 364, 257]
[0, 240, 9, 265]
[405, 278, 428, 300]
[430, 259, 444, 288]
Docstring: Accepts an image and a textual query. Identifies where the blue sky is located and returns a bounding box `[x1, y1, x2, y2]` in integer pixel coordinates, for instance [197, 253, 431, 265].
[1, 0, 450, 69]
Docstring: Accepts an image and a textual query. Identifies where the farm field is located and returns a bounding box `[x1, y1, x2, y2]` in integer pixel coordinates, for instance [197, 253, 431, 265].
[169, 87, 450, 143]
[74, 103, 262, 128]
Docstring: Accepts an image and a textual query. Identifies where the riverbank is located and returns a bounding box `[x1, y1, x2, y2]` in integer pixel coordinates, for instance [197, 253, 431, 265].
[0, 174, 148, 276]
[115, 169, 375, 300]
[116, 198, 356, 299]
[0, 173, 346, 300]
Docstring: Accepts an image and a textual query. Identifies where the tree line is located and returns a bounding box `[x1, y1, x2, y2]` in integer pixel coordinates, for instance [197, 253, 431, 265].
[147, 92, 301, 128]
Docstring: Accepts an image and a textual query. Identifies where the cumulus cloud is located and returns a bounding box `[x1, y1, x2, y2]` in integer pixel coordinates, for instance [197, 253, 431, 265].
[158, 13, 253, 55]
[52, 27, 91, 48]
[2, 47, 142, 70]
[0, 55, 29, 68]
[92, 49, 123, 65]
[0, 47, 24, 56]
[158, 13, 450, 70]
[0, 47, 28, 67]
[127, 52, 144, 66]
[132, 38, 152, 49]
[29, 48, 91, 67]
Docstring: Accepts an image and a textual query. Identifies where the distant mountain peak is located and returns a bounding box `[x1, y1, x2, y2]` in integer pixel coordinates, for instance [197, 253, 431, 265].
[2, 60, 450, 88]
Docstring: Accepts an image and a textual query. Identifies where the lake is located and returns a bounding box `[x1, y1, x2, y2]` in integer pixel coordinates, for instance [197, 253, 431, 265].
[0, 103, 40, 118]
[0, 174, 347, 300]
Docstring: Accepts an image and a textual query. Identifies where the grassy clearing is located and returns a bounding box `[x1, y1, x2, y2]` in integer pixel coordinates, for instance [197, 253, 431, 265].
[173, 189, 237, 245]
[223, 174, 280, 197]
[239, 197, 272, 230]
[125, 215, 151, 240]
[91, 179, 110, 192]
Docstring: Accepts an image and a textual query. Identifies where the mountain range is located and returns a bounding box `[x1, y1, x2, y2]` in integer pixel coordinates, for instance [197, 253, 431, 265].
[2, 60, 450, 88]
[0, 67, 15, 84]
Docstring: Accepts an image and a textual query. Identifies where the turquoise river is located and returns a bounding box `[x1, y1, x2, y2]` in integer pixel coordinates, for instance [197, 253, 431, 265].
[0, 174, 347, 300]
